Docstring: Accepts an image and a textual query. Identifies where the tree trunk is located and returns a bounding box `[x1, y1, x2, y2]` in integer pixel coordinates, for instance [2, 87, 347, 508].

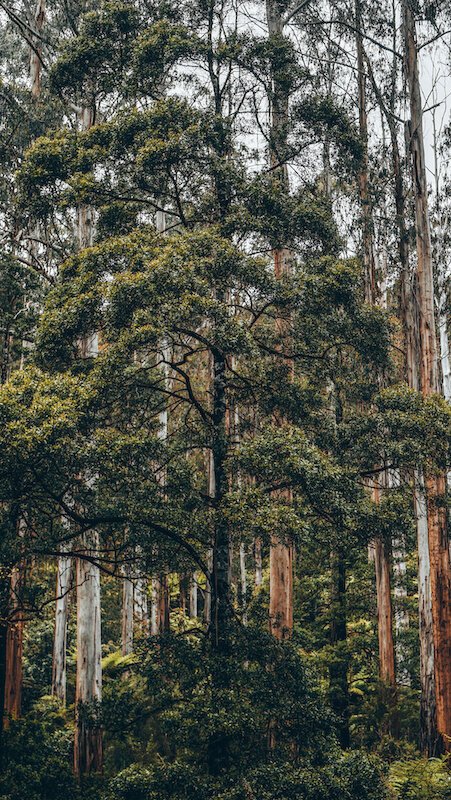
[254, 538, 262, 588]
[134, 570, 149, 636]
[204, 450, 214, 626]
[415, 471, 437, 753]
[266, 0, 294, 641]
[30, 0, 45, 99]
[74, 103, 103, 776]
[121, 570, 134, 656]
[403, 0, 451, 754]
[74, 544, 102, 775]
[3, 565, 23, 727]
[52, 552, 72, 704]
[179, 575, 188, 616]
[189, 574, 198, 618]
[355, 4, 397, 706]
[3, 0, 48, 730]
[374, 529, 398, 735]
[150, 576, 160, 636]
[210, 346, 232, 651]
[239, 542, 247, 625]
[355, 0, 377, 304]
[392, 529, 411, 687]
[329, 548, 350, 748]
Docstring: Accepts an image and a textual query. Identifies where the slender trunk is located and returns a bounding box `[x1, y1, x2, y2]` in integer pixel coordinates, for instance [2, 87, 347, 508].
[328, 385, 350, 747]
[329, 548, 350, 748]
[52, 552, 72, 704]
[204, 451, 214, 626]
[179, 575, 188, 616]
[3, 0, 48, 729]
[159, 575, 170, 633]
[392, 529, 411, 687]
[210, 345, 231, 651]
[207, 342, 232, 775]
[403, 0, 451, 753]
[3, 565, 23, 727]
[356, 4, 396, 703]
[431, 109, 451, 406]
[366, 39, 432, 730]
[239, 542, 247, 625]
[134, 569, 149, 636]
[189, 574, 198, 618]
[355, 0, 377, 304]
[415, 471, 437, 752]
[121, 570, 134, 656]
[254, 538, 262, 588]
[0, 617, 6, 736]
[150, 576, 159, 636]
[74, 542, 102, 775]
[74, 103, 103, 776]
[148, 210, 171, 638]
[30, 0, 45, 99]
[266, 0, 294, 641]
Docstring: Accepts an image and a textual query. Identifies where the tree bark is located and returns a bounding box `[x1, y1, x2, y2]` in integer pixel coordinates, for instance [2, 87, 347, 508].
[30, 0, 45, 99]
[150, 575, 169, 635]
[266, 0, 294, 642]
[403, 0, 451, 754]
[355, 4, 396, 705]
[3, 565, 23, 727]
[189, 574, 198, 618]
[209, 344, 232, 651]
[415, 471, 437, 753]
[73, 103, 103, 776]
[239, 542, 247, 625]
[52, 552, 72, 704]
[74, 542, 102, 775]
[355, 0, 377, 304]
[329, 548, 350, 748]
[254, 538, 263, 588]
[121, 570, 134, 656]
[134, 569, 149, 636]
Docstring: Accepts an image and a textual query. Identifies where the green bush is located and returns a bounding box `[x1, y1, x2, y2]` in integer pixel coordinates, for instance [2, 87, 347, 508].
[0, 709, 77, 800]
[389, 758, 451, 800]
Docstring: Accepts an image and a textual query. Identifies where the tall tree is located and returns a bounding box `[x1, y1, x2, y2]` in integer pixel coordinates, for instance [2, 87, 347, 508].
[266, 0, 294, 641]
[403, 0, 451, 754]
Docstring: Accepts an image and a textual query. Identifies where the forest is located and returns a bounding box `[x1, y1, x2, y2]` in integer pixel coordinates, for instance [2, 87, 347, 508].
[0, 0, 451, 798]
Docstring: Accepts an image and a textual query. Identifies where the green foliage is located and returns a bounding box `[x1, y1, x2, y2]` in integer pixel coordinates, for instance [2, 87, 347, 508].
[100, 630, 388, 800]
[389, 757, 451, 800]
[0, 702, 76, 800]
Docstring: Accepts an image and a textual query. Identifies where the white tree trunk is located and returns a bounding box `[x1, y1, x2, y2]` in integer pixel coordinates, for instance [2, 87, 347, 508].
[74, 540, 102, 774]
[150, 576, 160, 636]
[52, 552, 72, 704]
[392, 533, 410, 687]
[74, 103, 103, 775]
[134, 573, 149, 634]
[189, 574, 198, 618]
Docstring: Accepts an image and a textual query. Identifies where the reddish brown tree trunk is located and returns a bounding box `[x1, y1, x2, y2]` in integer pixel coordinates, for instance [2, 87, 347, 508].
[3, 567, 23, 727]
